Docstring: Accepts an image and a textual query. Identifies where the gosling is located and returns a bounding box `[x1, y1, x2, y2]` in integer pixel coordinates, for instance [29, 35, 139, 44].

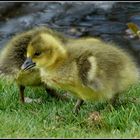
[22, 32, 139, 112]
[0, 27, 68, 103]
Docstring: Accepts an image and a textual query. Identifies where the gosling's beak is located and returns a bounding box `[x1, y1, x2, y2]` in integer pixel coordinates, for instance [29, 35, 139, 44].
[21, 57, 36, 71]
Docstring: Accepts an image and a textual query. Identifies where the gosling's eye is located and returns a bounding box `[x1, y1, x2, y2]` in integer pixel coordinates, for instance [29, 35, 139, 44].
[34, 52, 41, 57]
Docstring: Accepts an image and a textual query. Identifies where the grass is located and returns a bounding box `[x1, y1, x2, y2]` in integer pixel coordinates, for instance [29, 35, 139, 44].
[0, 79, 140, 138]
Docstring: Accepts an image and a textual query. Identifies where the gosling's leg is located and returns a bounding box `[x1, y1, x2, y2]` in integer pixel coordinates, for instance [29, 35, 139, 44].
[105, 92, 121, 111]
[45, 88, 69, 101]
[110, 92, 120, 106]
[110, 92, 139, 106]
[19, 85, 25, 103]
[73, 99, 84, 114]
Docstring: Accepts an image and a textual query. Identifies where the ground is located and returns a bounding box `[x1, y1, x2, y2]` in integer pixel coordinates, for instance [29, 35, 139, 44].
[0, 79, 139, 138]
[0, 2, 140, 138]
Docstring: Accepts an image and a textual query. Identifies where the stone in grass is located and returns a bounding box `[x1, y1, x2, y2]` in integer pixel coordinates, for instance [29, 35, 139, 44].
[87, 111, 102, 124]
[24, 97, 42, 103]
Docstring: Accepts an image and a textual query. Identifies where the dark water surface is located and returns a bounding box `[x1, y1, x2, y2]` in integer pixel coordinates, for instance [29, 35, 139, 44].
[0, 2, 140, 64]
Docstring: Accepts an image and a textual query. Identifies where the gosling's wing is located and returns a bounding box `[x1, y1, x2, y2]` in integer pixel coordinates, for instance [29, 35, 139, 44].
[76, 53, 97, 84]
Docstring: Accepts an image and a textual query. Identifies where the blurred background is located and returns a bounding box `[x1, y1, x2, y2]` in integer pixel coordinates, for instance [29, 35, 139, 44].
[0, 2, 140, 64]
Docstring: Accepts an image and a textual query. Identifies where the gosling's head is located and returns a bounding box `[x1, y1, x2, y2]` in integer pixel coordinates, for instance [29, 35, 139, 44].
[21, 33, 67, 71]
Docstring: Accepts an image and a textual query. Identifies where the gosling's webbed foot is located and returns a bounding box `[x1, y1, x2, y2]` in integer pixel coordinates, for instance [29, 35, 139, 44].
[45, 88, 69, 101]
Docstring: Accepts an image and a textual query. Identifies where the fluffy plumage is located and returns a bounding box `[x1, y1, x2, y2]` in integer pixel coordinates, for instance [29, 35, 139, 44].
[23, 31, 139, 112]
